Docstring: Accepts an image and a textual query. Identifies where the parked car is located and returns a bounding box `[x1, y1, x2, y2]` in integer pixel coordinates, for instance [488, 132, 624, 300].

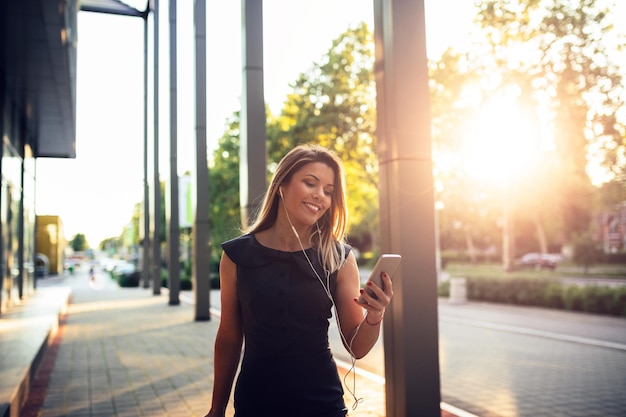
[110, 261, 140, 287]
[111, 262, 136, 276]
[516, 253, 560, 270]
[102, 259, 129, 274]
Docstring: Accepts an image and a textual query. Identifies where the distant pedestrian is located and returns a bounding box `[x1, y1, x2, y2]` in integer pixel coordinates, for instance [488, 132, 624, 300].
[204, 144, 394, 417]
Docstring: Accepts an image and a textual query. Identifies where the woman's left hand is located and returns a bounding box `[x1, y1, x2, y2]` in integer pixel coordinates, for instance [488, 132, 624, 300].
[355, 272, 393, 320]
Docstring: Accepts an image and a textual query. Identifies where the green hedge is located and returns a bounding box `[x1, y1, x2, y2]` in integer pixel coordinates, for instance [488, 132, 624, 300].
[115, 268, 220, 290]
[439, 277, 626, 317]
[160, 273, 220, 290]
[161, 277, 193, 290]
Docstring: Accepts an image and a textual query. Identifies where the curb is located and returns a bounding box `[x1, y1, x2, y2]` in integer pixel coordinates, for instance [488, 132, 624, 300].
[0, 287, 71, 417]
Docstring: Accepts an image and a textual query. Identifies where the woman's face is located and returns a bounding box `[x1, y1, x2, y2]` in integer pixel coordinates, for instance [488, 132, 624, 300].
[281, 162, 335, 229]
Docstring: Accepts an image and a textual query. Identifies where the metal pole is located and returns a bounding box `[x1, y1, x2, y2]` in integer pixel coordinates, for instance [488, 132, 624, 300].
[33, 162, 38, 291]
[18, 159, 25, 298]
[167, 0, 181, 305]
[142, 12, 151, 289]
[240, 0, 266, 227]
[373, 0, 441, 415]
[193, 0, 211, 321]
[503, 191, 513, 271]
[152, 0, 162, 296]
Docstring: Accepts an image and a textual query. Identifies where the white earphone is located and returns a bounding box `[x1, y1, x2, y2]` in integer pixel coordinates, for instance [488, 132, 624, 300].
[278, 181, 362, 407]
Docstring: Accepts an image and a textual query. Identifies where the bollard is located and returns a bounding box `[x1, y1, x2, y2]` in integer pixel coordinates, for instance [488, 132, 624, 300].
[449, 277, 467, 304]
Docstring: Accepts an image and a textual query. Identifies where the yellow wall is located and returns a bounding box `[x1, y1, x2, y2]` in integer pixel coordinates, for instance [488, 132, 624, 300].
[36, 215, 65, 275]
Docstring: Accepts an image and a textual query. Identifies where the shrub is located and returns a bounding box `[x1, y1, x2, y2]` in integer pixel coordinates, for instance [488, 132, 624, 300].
[542, 282, 565, 309]
[211, 273, 220, 289]
[161, 277, 192, 290]
[509, 279, 547, 306]
[457, 276, 625, 317]
[467, 277, 510, 303]
[562, 286, 585, 312]
[611, 288, 626, 316]
[438, 280, 450, 297]
[583, 285, 626, 317]
[582, 285, 611, 315]
[571, 233, 603, 274]
[160, 275, 220, 290]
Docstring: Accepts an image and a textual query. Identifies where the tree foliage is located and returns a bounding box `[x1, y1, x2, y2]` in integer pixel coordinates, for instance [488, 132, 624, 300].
[99, 237, 121, 253]
[209, 23, 380, 254]
[268, 22, 379, 250]
[483, 0, 622, 238]
[69, 233, 88, 252]
[572, 232, 602, 273]
[206, 1, 625, 263]
[431, 0, 625, 259]
[208, 114, 243, 260]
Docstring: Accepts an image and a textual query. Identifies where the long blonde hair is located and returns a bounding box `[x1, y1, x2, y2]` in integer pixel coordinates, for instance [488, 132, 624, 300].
[247, 144, 349, 272]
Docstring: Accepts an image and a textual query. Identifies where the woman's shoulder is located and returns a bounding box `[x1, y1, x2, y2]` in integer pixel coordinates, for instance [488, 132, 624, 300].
[221, 234, 278, 267]
[222, 233, 254, 250]
[337, 241, 353, 258]
[221, 234, 256, 258]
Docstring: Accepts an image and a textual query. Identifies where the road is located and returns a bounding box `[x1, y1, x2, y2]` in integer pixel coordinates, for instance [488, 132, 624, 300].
[324, 299, 626, 417]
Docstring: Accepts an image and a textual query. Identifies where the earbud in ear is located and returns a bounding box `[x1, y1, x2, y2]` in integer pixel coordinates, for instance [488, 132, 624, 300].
[279, 187, 284, 198]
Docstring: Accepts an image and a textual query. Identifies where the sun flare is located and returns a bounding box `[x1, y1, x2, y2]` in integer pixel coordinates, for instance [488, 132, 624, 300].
[460, 93, 539, 184]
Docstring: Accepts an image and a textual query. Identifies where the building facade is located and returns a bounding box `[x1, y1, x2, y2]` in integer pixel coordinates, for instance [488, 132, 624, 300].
[0, 0, 78, 314]
[593, 202, 626, 254]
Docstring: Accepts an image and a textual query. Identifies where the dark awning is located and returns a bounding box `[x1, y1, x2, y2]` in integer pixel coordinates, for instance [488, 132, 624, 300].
[0, 0, 148, 159]
[80, 0, 147, 18]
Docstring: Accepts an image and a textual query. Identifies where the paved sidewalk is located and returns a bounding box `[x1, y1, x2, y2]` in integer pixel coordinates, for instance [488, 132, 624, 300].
[12, 267, 623, 417]
[39, 276, 219, 417]
[0, 283, 71, 417]
[3, 270, 414, 417]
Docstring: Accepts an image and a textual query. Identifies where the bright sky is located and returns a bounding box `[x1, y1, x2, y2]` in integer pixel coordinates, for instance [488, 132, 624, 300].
[35, 0, 476, 247]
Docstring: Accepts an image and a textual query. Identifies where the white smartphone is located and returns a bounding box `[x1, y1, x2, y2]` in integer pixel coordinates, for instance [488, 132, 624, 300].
[358, 254, 401, 303]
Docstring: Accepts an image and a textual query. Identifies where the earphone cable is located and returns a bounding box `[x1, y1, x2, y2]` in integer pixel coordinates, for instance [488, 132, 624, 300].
[281, 196, 364, 408]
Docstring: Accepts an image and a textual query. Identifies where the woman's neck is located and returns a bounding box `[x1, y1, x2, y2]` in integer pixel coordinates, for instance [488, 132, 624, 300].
[256, 220, 311, 252]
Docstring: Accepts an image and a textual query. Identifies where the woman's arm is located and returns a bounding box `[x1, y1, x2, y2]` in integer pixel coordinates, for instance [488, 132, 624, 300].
[334, 251, 393, 359]
[204, 252, 243, 417]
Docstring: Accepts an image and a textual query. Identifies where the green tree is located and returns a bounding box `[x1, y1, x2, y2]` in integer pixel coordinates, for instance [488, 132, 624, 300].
[70, 233, 88, 252]
[436, 163, 503, 261]
[99, 237, 121, 254]
[267, 23, 379, 251]
[475, 0, 624, 244]
[596, 179, 626, 208]
[208, 113, 244, 259]
[120, 202, 141, 248]
[430, 0, 625, 264]
[572, 232, 602, 274]
[209, 24, 380, 255]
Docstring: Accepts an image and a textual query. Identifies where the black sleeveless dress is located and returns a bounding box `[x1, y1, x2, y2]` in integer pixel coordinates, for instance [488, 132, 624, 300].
[221, 234, 350, 417]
